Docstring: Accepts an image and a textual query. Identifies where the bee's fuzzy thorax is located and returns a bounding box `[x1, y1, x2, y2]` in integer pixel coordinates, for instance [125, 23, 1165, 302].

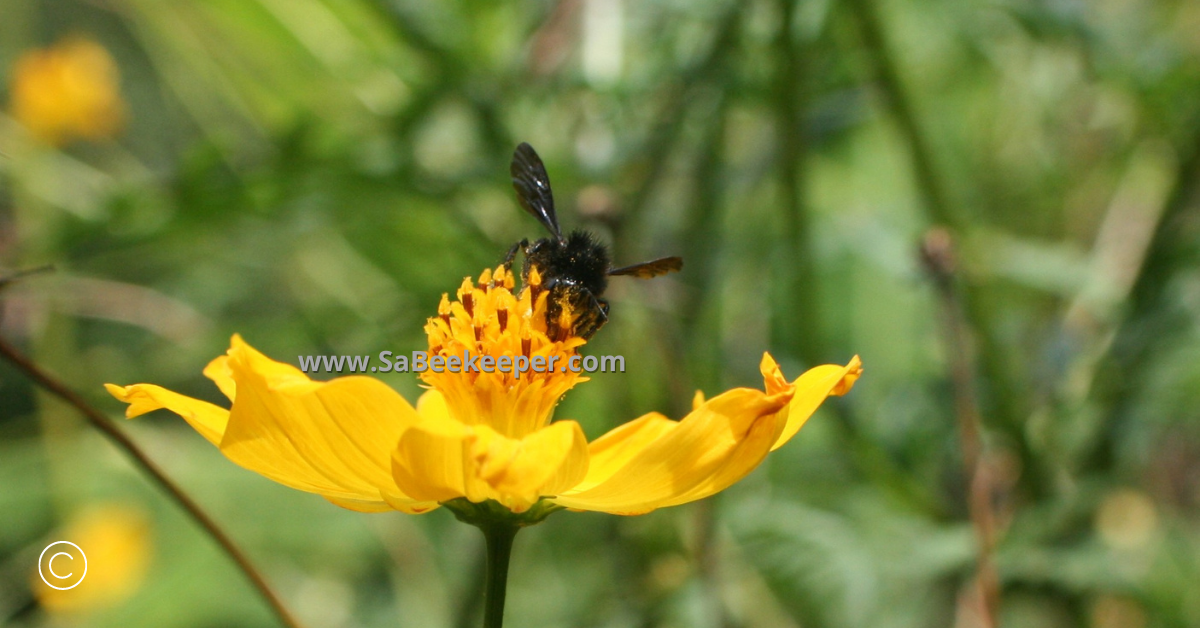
[557, 230, 610, 294]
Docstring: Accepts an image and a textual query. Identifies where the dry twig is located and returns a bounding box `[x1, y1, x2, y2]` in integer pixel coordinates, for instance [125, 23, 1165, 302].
[0, 337, 305, 628]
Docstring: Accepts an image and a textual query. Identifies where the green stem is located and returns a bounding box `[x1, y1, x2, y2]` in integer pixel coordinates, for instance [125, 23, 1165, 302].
[480, 523, 518, 628]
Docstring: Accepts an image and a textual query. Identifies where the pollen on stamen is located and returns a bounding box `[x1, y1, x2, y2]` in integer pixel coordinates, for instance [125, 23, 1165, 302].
[437, 294, 452, 326]
[526, 267, 543, 299]
[419, 266, 591, 436]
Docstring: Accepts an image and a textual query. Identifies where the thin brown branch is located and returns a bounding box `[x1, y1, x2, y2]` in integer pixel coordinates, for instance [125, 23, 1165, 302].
[845, 0, 1042, 495]
[0, 264, 55, 288]
[0, 337, 305, 628]
[919, 229, 1001, 628]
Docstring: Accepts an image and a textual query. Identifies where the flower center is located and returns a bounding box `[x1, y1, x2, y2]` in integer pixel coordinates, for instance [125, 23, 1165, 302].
[421, 265, 587, 438]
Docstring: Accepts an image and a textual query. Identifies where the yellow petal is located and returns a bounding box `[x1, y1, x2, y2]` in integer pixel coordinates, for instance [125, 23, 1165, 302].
[768, 354, 862, 451]
[203, 355, 236, 401]
[228, 334, 310, 387]
[415, 388, 452, 424]
[392, 419, 589, 512]
[391, 418, 473, 504]
[387, 389, 474, 503]
[323, 495, 428, 513]
[219, 340, 431, 512]
[551, 387, 791, 515]
[653, 356, 862, 506]
[536, 423, 590, 496]
[652, 408, 779, 509]
[104, 383, 228, 446]
[108, 337, 436, 514]
[569, 412, 677, 493]
[473, 420, 588, 499]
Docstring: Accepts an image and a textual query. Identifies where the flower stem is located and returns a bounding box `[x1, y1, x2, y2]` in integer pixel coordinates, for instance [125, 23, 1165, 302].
[480, 522, 518, 628]
[442, 499, 556, 628]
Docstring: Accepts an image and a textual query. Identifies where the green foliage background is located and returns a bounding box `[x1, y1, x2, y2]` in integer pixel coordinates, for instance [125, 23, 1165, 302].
[2, 0, 1199, 626]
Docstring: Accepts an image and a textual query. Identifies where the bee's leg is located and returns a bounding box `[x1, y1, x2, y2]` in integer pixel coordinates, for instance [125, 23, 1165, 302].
[544, 287, 564, 342]
[578, 293, 610, 340]
[502, 239, 529, 270]
[594, 296, 610, 322]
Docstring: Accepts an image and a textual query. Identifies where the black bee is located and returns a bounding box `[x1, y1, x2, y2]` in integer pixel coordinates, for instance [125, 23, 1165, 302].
[505, 142, 682, 340]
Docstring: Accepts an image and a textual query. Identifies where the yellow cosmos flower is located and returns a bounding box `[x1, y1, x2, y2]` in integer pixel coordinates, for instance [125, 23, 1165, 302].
[32, 504, 152, 615]
[105, 266, 860, 518]
[9, 38, 125, 145]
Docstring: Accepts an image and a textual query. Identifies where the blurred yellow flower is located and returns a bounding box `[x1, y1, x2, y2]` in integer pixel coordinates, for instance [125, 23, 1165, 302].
[106, 266, 860, 516]
[32, 504, 152, 614]
[9, 38, 125, 145]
